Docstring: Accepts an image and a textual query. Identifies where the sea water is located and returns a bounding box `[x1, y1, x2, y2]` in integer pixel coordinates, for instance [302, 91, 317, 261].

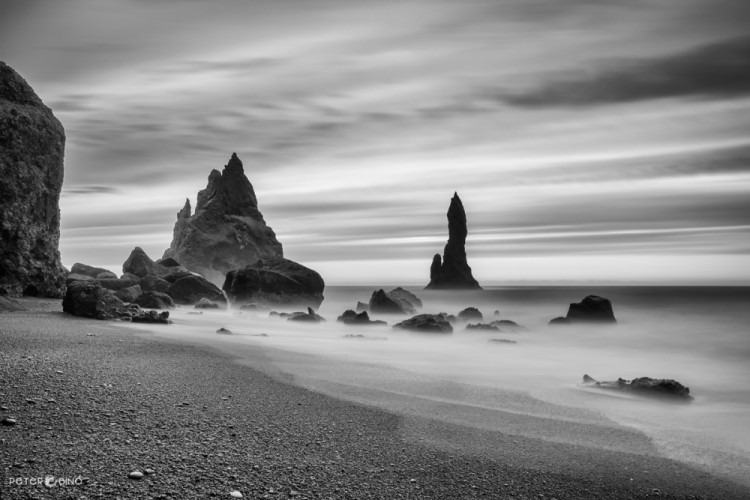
[126, 286, 750, 485]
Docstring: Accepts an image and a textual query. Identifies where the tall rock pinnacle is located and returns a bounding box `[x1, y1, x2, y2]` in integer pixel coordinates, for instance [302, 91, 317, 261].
[0, 61, 66, 297]
[163, 153, 283, 285]
[425, 192, 481, 290]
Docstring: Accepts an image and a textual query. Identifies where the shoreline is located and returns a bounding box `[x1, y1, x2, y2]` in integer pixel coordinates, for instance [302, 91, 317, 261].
[2, 299, 749, 499]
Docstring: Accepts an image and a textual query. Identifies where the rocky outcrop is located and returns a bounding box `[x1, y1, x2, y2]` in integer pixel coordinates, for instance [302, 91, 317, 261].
[0, 62, 66, 297]
[393, 314, 453, 333]
[223, 257, 324, 308]
[287, 307, 325, 323]
[551, 295, 617, 324]
[167, 275, 226, 305]
[163, 153, 283, 285]
[425, 192, 481, 290]
[122, 247, 155, 278]
[368, 288, 421, 315]
[582, 374, 692, 401]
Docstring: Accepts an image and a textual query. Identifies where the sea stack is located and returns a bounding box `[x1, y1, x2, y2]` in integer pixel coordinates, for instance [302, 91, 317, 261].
[426, 192, 481, 290]
[0, 62, 66, 297]
[163, 153, 283, 285]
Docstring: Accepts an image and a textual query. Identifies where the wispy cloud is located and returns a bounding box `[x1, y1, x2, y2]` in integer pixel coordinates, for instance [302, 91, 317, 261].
[500, 36, 750, 107]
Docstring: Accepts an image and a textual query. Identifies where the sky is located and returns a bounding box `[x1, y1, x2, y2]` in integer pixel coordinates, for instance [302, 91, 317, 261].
[2, 0, 750, 285]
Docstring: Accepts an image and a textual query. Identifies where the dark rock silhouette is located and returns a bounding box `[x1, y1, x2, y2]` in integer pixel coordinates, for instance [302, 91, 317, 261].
[457, 307, 483, 321]
[223, 257, 324, 308]
[489, 319, 526, 332]
[131, 310, 171, 324]
[337, 310, 387, 326]
[167, 275, 226, 305]
[70, 263, 116, 279]
[582, 374, 692, 401]
[425, 192, 481, 290]
[163, 153, 283, 285]
[96, 277, 140, 292]
[550, 295, 617, 325]
[368, 288, 421, 315]
[393, 314, 453, 333]
[355, 301, 369, 312]
[0, 62, 66, 297]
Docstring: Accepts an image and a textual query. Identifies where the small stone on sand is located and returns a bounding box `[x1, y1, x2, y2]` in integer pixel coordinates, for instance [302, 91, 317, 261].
[128, 471, 144, 480]
[230, 491, 243, 498]
[1, 418, 17, 426]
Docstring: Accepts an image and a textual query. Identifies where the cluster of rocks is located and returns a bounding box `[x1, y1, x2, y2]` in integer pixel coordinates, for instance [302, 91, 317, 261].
[63, 247, 227, 322]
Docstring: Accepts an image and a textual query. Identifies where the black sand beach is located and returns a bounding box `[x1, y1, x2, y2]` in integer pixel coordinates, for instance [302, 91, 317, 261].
[2, 299, 749, 499]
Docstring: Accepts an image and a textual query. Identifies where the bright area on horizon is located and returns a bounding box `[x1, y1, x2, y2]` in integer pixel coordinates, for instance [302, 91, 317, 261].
[2, 0, 749, 285]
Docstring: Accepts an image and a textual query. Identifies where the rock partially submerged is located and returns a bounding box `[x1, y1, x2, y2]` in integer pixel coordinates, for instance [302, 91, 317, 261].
[194, 298, 223, 309]
[582, 374, 692, 401]
[163, 153, 283, 285]
[368, 288, 421, 315]
[0, 62, 66, 297]
[63, 281, 170, 323]
[490, 319, 526, 332]
[551, 295, 617, 325]
[287, 307, 325, 323]
[393, 314, 453, 333]
[131, 310, 171, 324]
[465, 323, 498, 331]
[223, 257, 324, 308]
[457, 307, 483, 321]
[425, 192, 481, 290]
[337, 310, 387, 326]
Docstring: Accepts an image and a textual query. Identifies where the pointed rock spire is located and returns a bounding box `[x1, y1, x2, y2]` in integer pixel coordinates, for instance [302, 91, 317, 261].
[426, 192, 481, 289]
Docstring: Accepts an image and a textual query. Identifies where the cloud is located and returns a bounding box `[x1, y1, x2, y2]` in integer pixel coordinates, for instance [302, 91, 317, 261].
[62, 185, 120, 196]
[500, 35, 750, 107]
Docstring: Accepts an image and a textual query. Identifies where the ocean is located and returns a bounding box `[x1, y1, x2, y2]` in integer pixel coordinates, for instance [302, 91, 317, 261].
[125, 285, 750, 487]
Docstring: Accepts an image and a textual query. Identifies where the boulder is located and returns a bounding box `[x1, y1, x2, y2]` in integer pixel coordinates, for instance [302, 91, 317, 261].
[62, 281, 126, 320]
[457, 307, 483, 321]
[425, 192, 481, 290]
[131, 310, 171, 324]
[134, 291, 175, 310]
[97, 277, 140, 291]
[114, 285, 143, 303]
[121, 272, 141, 281]
[0, 62, 66, 297]
[393, 314, 453, 333]
[167, 275, 226, 305]
[287, 307, 325, 323]
[156, 257, 181, 268]
[65, 273, 95, 286]
[70, 263, 112, 279]
[549, 316, 570, 326]
[566, 295, 616, 323]
[368, 288, 421, 315]
[122, 246, 155, 278]
[337, 310, 387, 326]
[582, 374, 692, 401]
[223, 257, 324, 308]
[151, 264, 193, 283]
[162, 153, 284, 285]
[139, 275, 171, 294]
[194, 298, 223, 309]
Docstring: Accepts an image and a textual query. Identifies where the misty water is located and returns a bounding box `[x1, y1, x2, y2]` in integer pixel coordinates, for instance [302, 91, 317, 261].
[126, 286, 750, 486]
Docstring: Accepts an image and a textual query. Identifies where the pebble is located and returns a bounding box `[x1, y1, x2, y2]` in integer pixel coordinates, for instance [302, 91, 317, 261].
[230, 491, 243, 498]
[0, 406, 8, 411]
[128, 471, 144, 480]
[144, 468, 155, 475]
[1, 418, 17, 426]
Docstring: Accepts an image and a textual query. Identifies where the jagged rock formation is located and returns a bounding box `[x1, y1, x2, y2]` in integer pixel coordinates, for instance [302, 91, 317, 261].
[223, 257, 325, 308]
[0, 62, 66, 297]
[368, 288, 422, 315]
[426, 192, 481, 290]
[163, 153, 283, 285]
